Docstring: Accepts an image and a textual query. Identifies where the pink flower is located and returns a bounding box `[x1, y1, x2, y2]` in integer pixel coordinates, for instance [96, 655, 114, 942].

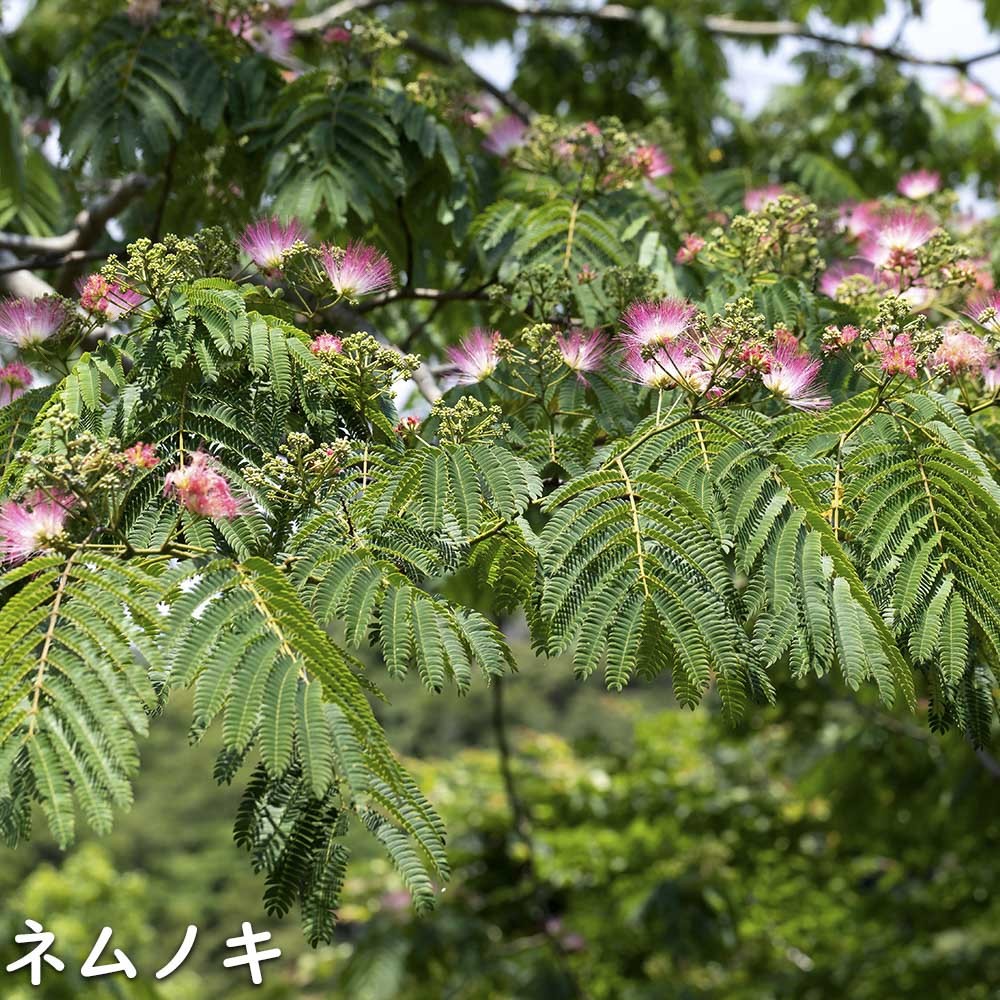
[0, 491, 72, 562]
[446, 329, 502, 384]
[123, 442, 159, 470]
[556, 329, 610, 374]
[861, 209, 937, 269]
[968, 292, 1000, 330]
[309, 333, 343, 356]
[929, 328, 990, 374]
[897, 170, 941, 200]
[761, 344, 830, 410]
[983, 365, 1000, 393]
[631, 144, 672, 179]
[743, 185, 785, 212]
[78, 274, 143, 321]
[621, 341, 711, 394]
[324, 26, 351, 44]
[819, 260, 877, 300]
[621, 299, 696, 348]
[0, 297, 66, 348]
[0, 362, 32, 406]
[231, 16, 295, 60]
[238, 217, 305, 271]
[837, 200, 882, 239]
[482, 116, 527, 157]
[321, 241, 393, 299]
[675, 233, 706, 265]
[164, 451, 242, 519]
[872, 332, 918, 379]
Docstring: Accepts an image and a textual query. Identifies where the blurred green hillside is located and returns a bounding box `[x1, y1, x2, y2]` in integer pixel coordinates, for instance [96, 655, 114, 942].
[2, 635, 998, 998]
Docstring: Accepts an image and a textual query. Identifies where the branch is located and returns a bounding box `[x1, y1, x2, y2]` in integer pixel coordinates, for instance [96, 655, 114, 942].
[0, 247, 120, 277]
[401, 34, 535, 121]
[0, 250, 57, 298]
[355, 282, 492, 313]
[0, 173, 151, 256]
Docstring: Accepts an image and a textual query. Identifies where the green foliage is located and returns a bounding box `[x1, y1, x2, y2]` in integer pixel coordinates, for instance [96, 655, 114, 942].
[4, 0, 1000, 960]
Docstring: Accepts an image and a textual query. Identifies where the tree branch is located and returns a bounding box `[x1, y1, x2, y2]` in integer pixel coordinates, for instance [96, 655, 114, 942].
[401, 33, 535, 121]
[0, 173, 151, 257]
[355, 282, 492, 313]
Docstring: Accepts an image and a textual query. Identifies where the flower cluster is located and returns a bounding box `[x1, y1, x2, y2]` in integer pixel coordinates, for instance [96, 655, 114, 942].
[615, 297, 830, 409]
[78, 274, 144, 321]
[0, 297, 66, 348]
[238, 217, 307, 272]
[0, 361, 33, 407]
[0, 490, 71, 562]
[164, 451, 243, 519]
[321, 241, 394, 299]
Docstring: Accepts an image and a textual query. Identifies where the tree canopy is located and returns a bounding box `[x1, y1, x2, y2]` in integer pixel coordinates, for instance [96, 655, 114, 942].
[2, 0, 1000, 977]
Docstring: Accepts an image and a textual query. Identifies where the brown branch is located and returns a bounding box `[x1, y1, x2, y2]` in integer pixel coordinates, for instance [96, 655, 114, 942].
[0, 173, 151, 256]
[401, 33, 535, 121]
[355, 282, 492, 313]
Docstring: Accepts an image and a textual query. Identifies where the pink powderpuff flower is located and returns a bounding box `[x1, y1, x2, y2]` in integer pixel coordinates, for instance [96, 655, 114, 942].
[837, 200, 882, 239]
[0, 362, 33, 406]
[929, 328, 990, 374]
[446, 328, 502, 384]
[983, 364, 1000, 393]
[0, 491, 72, 562]
[872, 332, 919, 379]
[819, 260, 878, 301]
[968, 291, 1000, 330]
[238, 217, 306, 271]
[164, 451, 242, 519]
[324, 26, 351, 44]
[482, 116, 527, 157]
[621, 341, 711, 394]
[0, 297, 66, 348]
[743, 185, 785, 212]
[231, 16, 295, 60]
[761, 344, 830, 410]
[621, 299, 696, 348]
[861, 209, 937, 269]
[309, 333, 343, 356]
[675, 234, 706, 265]
[322, 241, 393, 299]
[556, 329, 610, 375]
[630, 144, 672, 179]
[78, 274, 143, 321]
[897, 169, 941, 200]
[123, 442, 159, 470]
